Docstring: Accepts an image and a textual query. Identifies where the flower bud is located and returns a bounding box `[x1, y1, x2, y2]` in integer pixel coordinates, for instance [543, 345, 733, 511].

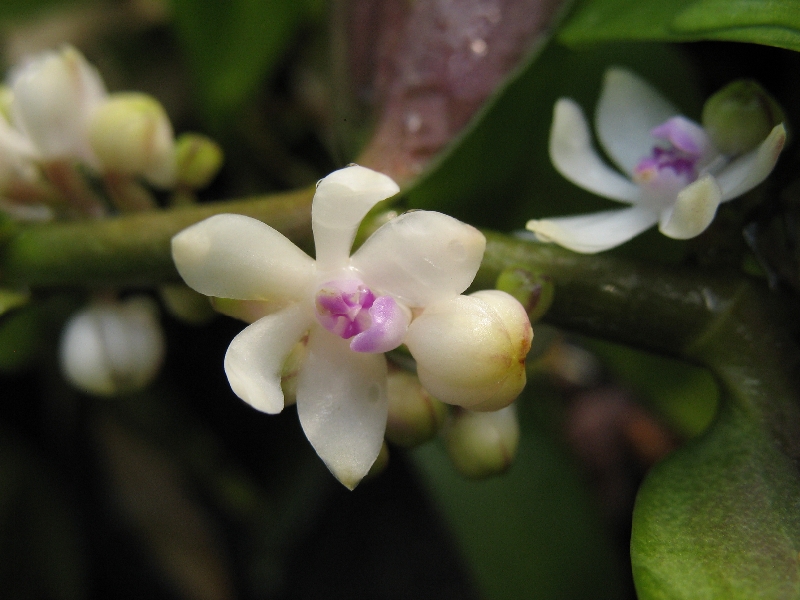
[385, 368, 447, 447]
[88, 92, 176, 187]
[158, 283, 215, 325]
[495, 267, 554, 323]
[174, 133, 224, 189]
[702, 80, 785, 155]
[59, 296, 165, 396]
[444, 405, 520, 478]
[9, 45, 106, 164]
[405, 290, 532, 412]
[0, 85, 12, 121]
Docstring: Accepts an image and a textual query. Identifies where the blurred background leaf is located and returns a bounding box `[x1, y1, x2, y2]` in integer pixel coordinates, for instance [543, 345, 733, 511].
[559, 0, 800, 51]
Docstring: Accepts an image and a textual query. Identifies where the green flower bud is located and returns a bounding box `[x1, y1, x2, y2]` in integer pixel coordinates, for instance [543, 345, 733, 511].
[495, 266, 554, 323]
[88, 92, 176, 187]
[385, 368, 448, 447]
[280, 335, 309, 407]
[0, 85, 12, 122]
[702, 80, 786, 155]
[158, 283, 215, 325]
[445, 405, 520, 479]
[365, 442, 390, 479]
[174, 133, 224, 189]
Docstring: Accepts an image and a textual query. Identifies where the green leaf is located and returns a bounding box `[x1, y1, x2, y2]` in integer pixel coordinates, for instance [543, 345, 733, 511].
[170, 0, 307, 125]
[413, 390, 627, 600]
[559, 0, 800, 52]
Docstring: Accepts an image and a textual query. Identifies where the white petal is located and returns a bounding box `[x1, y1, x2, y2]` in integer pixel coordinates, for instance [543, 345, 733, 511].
[172, 214, 314, 304]
[296, 327, 388, 489]
[224, 303, 313, 414]
[350, 210, 486, 307]
[716, 124, 786, 201]
[658, 175, 722, 239]
[596, 68, 680, 176]
[312, 165, 399, 272]
[550, 99, 640, 203]
[525, 206, 659, 253]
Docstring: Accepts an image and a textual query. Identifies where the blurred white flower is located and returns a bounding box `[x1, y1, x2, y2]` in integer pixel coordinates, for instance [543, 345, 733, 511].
[60, 297, 165, 396]
[8, 45, 107, 167]
[172, 165, 530, 488]
[526, 68, 786, 253]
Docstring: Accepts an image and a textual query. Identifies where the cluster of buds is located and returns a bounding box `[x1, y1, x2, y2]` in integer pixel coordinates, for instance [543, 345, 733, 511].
[172, 165, 534, 488]
[0, 45, 223, 219]
[1, 46, 222, 397]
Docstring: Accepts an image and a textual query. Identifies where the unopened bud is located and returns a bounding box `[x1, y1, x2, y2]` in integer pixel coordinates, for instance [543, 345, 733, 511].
[88, 92, 176, 187]
[405, 290, 532, 412]
[280, 335, 309, 406]
[159, 283, 215, 325]
[495, 267, 554, 323]
[445, 405, 520, 479]
[702, 80, 785, 155]
[365, 442, 390, 479]
[9, 45, 106, 164]
[175, 133, 223, 189]
[0, 86, 12, 121]
[59, 296, 165, 396]
[385, 369, 447, 447]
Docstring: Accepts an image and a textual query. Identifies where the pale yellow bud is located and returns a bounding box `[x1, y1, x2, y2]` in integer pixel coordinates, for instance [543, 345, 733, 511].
[405, 290, 532, 411]
[445, 405, 520, 479]
[88, 92, 176, 187]
[385, 369, 447, 447]
[158, 283, 215, 325]
[175, 133, 223, 189]
[59, 297, 165, 396]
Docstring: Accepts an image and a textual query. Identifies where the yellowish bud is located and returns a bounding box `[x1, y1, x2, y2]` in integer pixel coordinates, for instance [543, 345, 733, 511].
[405, 290, 532, 411]
[175, 133, 224, 189]
[445, 405, 520, 479]
[385, 368, 447, 447]
[158, 283, 215, 325]
[88, 92, 176, 187]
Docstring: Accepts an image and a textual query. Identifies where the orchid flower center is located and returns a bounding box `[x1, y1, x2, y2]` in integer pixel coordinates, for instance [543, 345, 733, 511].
[633, 116, 712, 200]
[314, 279, 410, 354]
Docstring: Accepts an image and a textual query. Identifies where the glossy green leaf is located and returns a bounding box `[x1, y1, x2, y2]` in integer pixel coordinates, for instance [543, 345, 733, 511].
[170, 0, 306, 125]
[413, 389, 626, 600]
[559, 0, 800, 52]
[585, 338, 719, 438]
[630, 286, 800, 599]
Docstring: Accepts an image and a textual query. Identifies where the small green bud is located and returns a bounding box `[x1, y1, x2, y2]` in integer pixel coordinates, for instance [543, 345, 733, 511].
[174, 133, 224, 189]
[280, 335, 309, 407]
[495, 267, 554, 323]
[158, 283, 215, 325]
[702, 80, 785, 155]
[365, 442, 390, 479]
[88, 92, 176, 187]
[0, 85, 12, 121]
[385, 369, 448, 447]
[444, 405, 520, 479]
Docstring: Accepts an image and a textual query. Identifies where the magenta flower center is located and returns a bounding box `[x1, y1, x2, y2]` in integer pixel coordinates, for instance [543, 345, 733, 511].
[633, 116, 711, 196]
[314, 279, 410, 354]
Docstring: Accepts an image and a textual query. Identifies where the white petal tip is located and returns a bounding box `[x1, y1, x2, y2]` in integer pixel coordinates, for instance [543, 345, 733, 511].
[318, 165, 399, 199]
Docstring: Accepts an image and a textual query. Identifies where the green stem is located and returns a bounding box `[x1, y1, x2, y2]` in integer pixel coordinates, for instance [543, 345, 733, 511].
[0, 187, 314, 288]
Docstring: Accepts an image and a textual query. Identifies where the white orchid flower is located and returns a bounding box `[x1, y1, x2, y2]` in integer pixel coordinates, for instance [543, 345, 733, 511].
[8, 45, 107, 168]
[526, 68, 786, 253]
[172, 165, 496, 489]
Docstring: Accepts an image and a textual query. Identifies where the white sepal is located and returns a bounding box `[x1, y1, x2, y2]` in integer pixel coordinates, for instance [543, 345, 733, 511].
[658, 175, 722, 239]
[312, 165, 399, 272]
